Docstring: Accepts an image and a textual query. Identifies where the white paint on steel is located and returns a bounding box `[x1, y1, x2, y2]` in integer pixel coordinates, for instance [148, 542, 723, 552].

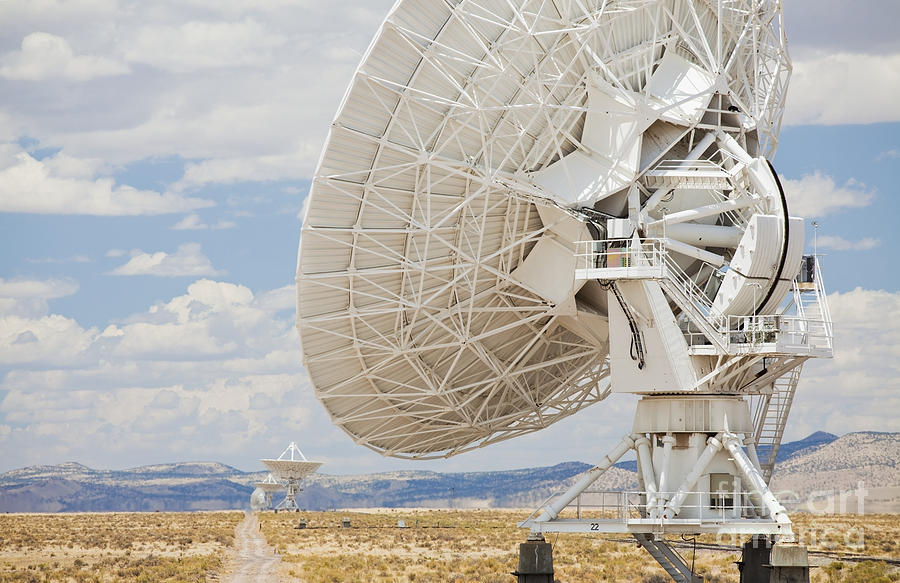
[261, 442, 322, 481]
[722, 434, 794, 539]
[535, 432, 636, 523]
[664, 433, 723, 517]
[260, 442, 323, 512]
[296, 0, 806, 464]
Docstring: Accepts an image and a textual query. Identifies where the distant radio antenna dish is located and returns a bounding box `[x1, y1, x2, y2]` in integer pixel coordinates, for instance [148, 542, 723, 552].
[297, 0, 832, 578]
[249, 488, 268, 512]
[253, 473, 284, 510]
[261, 442, 323, 512]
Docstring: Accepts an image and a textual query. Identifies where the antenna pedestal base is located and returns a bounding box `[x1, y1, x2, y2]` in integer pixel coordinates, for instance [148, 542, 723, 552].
[275, 481, 302, 512]
[513, 534, 553, 583]
[521, 395, 793, 540]
[737, 537, 810, 583]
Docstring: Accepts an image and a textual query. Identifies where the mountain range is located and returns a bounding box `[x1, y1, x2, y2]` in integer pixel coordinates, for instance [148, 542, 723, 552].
[0, 432, 896, 513]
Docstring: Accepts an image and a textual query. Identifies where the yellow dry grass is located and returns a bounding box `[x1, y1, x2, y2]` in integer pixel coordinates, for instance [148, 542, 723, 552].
[259, 509, 900, 583]
[0, 510, 896, 582]
[0, 511, 242, 582]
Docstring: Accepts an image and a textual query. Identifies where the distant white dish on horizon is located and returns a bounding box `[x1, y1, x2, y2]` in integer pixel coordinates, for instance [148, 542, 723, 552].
[260, 441, 323, 481]
[260, 441, 322, 512]
[250, 487, 268, 511]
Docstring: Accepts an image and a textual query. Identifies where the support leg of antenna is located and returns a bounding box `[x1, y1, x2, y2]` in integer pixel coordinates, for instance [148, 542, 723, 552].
[722, 434, 794, 541]
[535, 433, 636, 522]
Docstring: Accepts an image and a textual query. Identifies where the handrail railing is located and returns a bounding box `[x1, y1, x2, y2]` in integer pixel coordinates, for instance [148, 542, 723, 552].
[574, 238, 833, 355]
[574, 238, 666, 273]
[647, 148, 750, 173]
[528, 488, 770, 524]
[574, 239, 719, 311]
[813, 255, 834, 341]
[647, 158, 726, 172]
[724, 314, 832, 352]
[660, 247, 723, 321]
[575, 238, 726, 346]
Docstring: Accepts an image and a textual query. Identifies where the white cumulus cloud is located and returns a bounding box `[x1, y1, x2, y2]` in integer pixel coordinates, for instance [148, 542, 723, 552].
[171, 213, 236, 230]
[0, 32, 129, 81]
[0, 276, 78, 300]
[0, 276, 80, 318]
[173, 142, 322, 190]
[0, 313, 99, 366]
[123, 20, 286, 73]
[0, 1, 393, 176]
[0, 145, 214, 215]
[785, 52, 900, 126]
[876, 149, 900, 162]
[787, 288, 900, 440]
[0, 278, 98, 367]
[1, 278, 898, 475]
[0, 278, 319, 470]
[815, 235, 881, 252]
[782, 172, 876, 218]
[107, 243, 225, 277]
[782, 1, 900, 126]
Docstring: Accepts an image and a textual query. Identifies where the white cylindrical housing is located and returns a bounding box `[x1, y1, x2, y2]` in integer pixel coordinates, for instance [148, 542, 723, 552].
[635, 436, 659, 518]
[663, 223, 744, 248]
[657, 433, 676, 503]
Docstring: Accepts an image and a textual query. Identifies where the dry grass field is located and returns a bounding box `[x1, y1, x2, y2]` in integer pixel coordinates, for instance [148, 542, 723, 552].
[0, 511, 242, 582]
[0, 510, 896, 582]
[260, 509, 900, 583]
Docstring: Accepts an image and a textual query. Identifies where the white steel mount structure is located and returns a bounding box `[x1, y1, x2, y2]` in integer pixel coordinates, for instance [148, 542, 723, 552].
[296, 0, 832, 580]
[261, 442, 323, 512]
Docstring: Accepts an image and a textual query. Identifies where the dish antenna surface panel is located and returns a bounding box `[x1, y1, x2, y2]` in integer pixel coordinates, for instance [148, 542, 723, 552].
[254, 473, 284, 510]
[261, 442, 323, 481]
[255, 473, 285, 494]
[298, 0, 796, 459]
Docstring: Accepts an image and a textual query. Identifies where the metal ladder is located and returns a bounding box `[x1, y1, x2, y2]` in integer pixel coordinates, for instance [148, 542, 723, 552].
[658, 276, 727, 352]
[753, 364, 802, 482]
[634, 533, 703, 583]
[658, 248, 730, 352]
[749, 256, 832, 482]
[797, 259, 833, 351]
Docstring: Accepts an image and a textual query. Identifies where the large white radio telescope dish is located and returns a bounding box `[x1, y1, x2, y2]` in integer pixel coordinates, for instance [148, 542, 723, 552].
[297, 0, 793, 458]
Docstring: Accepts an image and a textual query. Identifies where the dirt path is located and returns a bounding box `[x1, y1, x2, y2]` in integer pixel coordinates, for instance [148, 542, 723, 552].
[222, 511, 285, 583]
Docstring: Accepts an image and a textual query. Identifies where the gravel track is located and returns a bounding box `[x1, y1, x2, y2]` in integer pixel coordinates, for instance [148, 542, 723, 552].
[223, 512, 285, 582]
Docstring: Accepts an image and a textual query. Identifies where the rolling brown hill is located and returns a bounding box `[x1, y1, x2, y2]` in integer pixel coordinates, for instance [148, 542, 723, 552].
[0, 432, 895, 513]
[771, 432, 900, 513]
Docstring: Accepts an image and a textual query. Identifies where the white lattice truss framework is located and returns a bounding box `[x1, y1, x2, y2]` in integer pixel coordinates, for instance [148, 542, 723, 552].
[297, 0, 797, 459]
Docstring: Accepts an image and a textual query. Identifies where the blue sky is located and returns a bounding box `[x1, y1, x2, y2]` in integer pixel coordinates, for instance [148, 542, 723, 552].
[1, 0, 898, 475]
